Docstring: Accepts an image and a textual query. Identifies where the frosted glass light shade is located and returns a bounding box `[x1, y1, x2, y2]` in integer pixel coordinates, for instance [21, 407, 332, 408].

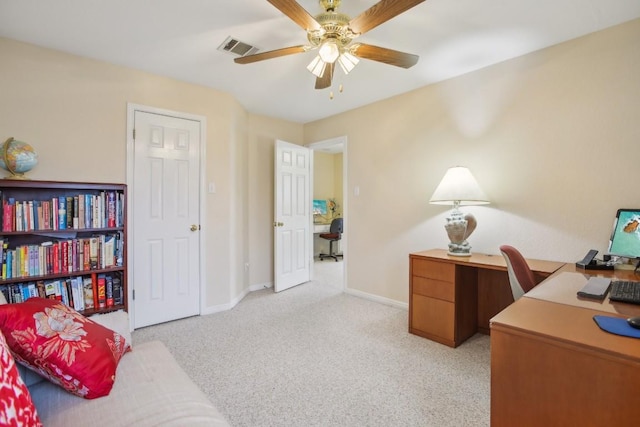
[318, 40, 340, 63]
[429, 167, 489, 206]
[307, 55, 326, 77]
[337, 51, 359, 74]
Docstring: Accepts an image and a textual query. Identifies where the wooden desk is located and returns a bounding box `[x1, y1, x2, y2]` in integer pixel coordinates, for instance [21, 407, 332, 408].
[490, 266, 640, 426]
[408, 249, 564, 347]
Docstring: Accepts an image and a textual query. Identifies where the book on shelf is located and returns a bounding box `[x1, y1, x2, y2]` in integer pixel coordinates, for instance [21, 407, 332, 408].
[72, 196, 79, 229]
[1, 182, 127, 314]
[36, 280, 46, 298]
[91, 272, 99, 310]
[72, 277, 85, 311]
[15, 202, 23, 232]
[65, 196, 73, 230]
[82, 276, 95, 310]
[0, 239, 4, 280]
[57, 196, 66, 230]
[105, 274, 114, 307]
[112, 275, 123, 306]
[45, 281, 57, 300]
[103, 234, 116, 267]
[78, 194, 85, 229]
[96, 273, 107, 309]
[2, 199, 14, 232]
[106, 191, 115, 228]
[89, 237, 99, 269]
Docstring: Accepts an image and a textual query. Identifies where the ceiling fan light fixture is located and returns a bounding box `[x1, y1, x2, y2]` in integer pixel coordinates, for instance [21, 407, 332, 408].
[337, 50, 359, 75]
[318, 39, 340, 63]
[307, 55, 327, 78]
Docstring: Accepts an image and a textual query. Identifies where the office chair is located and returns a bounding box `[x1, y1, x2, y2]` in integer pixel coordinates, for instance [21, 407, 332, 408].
[499, 245, 537, 301]
[319, 218, 343, 262]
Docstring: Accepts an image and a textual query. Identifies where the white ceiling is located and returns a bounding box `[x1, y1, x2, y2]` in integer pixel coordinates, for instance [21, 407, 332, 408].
[1, 0, 639, 124]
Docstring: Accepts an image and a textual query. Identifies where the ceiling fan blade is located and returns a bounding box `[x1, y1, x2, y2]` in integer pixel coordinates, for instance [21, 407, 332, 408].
[352, 43, 419, 68]
[315, 62, 335, 90]
[349, 0, 426, 35]
[267, 0, 322, 31]
[234, 45, 308, 64]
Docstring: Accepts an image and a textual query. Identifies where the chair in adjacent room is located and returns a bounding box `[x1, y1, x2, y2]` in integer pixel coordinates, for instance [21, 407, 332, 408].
[319, 218, 343, 262]
[499, 244, 537, 301]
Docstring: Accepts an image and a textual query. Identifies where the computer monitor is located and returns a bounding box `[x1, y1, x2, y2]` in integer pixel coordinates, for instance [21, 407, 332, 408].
[313, 199, 328, 216]
[608, 208, 640, 259]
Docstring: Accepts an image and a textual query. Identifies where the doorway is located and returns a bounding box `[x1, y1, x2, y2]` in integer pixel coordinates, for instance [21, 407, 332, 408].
[307, 136, 347, 291]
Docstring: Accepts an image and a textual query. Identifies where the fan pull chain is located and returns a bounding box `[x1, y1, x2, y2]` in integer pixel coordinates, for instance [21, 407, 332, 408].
[329, 84, 345, 100]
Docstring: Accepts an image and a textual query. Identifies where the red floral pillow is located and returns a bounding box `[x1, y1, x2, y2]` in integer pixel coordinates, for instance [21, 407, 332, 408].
[0, 329, 42, 426]
[0, 298, 129, 399]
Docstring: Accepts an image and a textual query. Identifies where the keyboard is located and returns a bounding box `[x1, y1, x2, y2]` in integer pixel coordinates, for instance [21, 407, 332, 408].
[609, 280, 640, 304]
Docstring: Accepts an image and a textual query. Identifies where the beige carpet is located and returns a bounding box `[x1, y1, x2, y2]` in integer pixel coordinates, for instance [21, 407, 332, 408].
[132, 270, 490, 427]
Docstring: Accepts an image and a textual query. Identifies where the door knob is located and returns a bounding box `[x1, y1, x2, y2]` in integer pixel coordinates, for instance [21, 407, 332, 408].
[190, 224, 199, 231]
[273, 221, 284, 227]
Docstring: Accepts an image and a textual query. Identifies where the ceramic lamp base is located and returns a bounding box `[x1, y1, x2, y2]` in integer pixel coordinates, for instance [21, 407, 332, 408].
[444, 208, 477, 257]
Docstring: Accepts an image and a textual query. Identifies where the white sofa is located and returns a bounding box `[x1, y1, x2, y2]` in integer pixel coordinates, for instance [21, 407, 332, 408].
[0, 295, 230, 427]
[27, 339, 230, 426]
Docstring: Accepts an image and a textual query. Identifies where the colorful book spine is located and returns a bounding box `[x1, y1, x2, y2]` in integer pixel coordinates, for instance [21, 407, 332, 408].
[105, 275, 114, 307]
[97, 273, 106, 309]
[107, 191, 116, 228]
[66, 196, 73, 229]
[58, 196, 66, 230]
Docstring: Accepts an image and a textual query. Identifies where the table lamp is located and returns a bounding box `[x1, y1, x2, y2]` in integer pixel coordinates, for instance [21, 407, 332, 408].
[429, 166, 489, 256]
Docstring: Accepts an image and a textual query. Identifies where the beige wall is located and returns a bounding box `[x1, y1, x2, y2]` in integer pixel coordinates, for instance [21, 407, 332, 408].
[0, 37, 303, 314]
[2, 17, 639, 311]
[304, 19, 640, 304]
[313, 152, 343, 219]
[333, 154, 343, 216]
[314, 152, 335, 201]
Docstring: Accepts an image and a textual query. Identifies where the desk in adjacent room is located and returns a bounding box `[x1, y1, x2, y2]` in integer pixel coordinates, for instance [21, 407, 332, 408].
[313, 223, 331, 234]
[490, 264, 640, 426]
[408, 249, 565, 347]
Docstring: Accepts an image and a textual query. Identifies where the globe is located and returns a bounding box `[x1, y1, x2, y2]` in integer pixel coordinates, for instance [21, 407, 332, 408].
[0, 137, 38, 179]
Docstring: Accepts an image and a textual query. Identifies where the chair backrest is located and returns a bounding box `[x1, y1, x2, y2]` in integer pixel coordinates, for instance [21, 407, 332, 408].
[329, 217, 343, 235]
[499, 245, 537, 301]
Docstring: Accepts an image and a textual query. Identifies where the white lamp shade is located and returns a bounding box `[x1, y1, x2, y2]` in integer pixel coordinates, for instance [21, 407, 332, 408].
[429, 166, 489, 206]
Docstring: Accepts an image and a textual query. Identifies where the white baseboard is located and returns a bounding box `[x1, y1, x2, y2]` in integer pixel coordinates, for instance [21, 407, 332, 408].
[249, 282, 272, 292]
[200, 282, 273, 316]
[344, 287, 408, 310]
[200, 300, 237, 316]
[200, 283, 406, 316]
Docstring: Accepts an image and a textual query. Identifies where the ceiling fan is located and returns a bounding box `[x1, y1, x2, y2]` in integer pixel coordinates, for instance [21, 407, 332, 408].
[234, 0, 425, 90]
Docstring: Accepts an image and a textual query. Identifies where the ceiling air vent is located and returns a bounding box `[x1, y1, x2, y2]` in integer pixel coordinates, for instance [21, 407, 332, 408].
[218, 36, 259, 57]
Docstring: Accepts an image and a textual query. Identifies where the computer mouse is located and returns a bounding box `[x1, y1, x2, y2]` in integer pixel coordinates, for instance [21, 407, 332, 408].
[627, 316, 640, 329]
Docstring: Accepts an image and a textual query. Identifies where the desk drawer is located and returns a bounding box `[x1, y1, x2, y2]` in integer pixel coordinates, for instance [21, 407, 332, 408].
[412, 276, 455, 302]
[412, 258, 455, 282]
[411, 294, 454, 342]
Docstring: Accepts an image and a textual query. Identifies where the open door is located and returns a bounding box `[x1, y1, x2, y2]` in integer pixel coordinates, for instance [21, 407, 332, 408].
[274, 140, 311, 292]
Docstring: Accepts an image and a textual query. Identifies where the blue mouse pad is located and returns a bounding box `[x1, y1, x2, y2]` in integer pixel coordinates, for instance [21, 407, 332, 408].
[593, 315, 640, 338]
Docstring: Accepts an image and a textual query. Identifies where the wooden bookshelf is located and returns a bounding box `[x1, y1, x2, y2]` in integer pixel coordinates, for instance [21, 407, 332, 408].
[0, 180, 127, 315]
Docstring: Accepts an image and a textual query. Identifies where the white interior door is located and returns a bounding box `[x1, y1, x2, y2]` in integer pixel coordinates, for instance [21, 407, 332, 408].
[131, 110, 201, 328]
[274, 140, 311, 292]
